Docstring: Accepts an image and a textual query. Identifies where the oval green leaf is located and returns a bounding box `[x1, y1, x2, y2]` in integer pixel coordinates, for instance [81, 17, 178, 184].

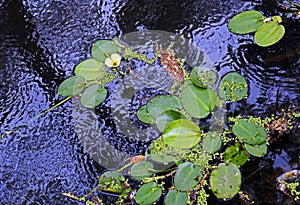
[136, 105, 155, 124]
[202, 132, 222, 154]
[155, 110, 185, 132]
[80, 84, 107, 108]
[147, 95, 182, 119]
[74, 59, 105, 81]
[254, 21, 285, 47]
[233, 119, 256, 139]
[91, 40, 119, 62]
[174, 162, 202, 191]
[228, 10, 265, 34]
[233, 119, 266, 145]
[245, 143, 267, 157]
[181, 85, 217, 118]
[58, 76, 85, 96]
[130, 161, 153, 180]
[149, 154, 176, 164]
[162, 119, 201, 149]
[218, 72, 248, 102]
[210, 163, 241, 199]
[165, 190, 188, 205]
[135, 182, 162, 205]
[244, 125, 266, 145]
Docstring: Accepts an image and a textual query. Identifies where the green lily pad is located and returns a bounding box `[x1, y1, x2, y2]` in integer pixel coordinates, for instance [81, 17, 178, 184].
[136, 105, 155, 124]
[74, 59, 105, 81]
[91, 40, 119, 62]
[174, 162, 202, 191]
[58, 76, 85, 96]
[224, 143, 249, 167]
[254, 21, 285, 47]
[210, 163, 241, 199]
[228, 10, 265, 34]
[147, 95, 182, 119]
[135, 182, 162, 205]
[244, 125, 266, 145]
[233, 119, 256, 139]
[218, 72, 248, 102]
[155, 110, 185, 132]
[233, 119, 266, 145]
[202, 132, 222, 154]
[80, 84, 107, 108]
[130, 161, 153, 180]
[149, 154, 176, 164]
[165, 190, 188, 205]
[245, 143, 267, 157]
[181, 85, 217, 118]
[190, 68, 217, 88]
[162, 119, 201, 149]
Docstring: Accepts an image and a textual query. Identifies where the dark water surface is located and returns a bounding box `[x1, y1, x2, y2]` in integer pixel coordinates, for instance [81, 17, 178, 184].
[0, 0, 299, 204]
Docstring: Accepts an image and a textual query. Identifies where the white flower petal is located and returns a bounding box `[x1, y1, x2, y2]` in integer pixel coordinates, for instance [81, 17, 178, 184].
[105, 58, 114, 67]
[111, 53, 121, 62]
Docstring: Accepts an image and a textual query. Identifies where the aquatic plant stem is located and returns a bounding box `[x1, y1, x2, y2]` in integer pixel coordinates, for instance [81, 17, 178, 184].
[287, 0, 300, 8]
[143, 169, 177, 183]
[117, 162, 133, 172]
[1, 96, 72, 138]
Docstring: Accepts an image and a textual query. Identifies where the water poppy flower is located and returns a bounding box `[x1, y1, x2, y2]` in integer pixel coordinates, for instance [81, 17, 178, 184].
[105, 53, 121, 67]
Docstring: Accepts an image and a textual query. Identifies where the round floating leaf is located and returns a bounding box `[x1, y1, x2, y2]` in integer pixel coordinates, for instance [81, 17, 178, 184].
[130, 161, 153, 180]
[210, 163, 241, 199]
[135, 182, 162, 205]
[74, 59, 105, 81]
[233, 119, 256, 139]
[147, 95, 182, 119]
[244, 125, 266, 145]
[228, 10, 265, 34]
[165, 190, 188, 205]
[245, 143, 267, 157]
[162, 119, 201, 149]
[155, 110, 185, 132]
[218, 72, 248, 102]
[174, 162, 202, 191]
[254, 21, 285, 47]
[202, 132, 222, 154]
[58, 76, 85, 96]
[91, 40, 118, 62]
[136, 105, 155, 124]
[181, 85, 217, 118]
[224, 143, 249, 167]
[80, 84, 107, 108]
[191, 68, 217, 88]
[149, 154, 176, 164]
[233, 119, 266, 145]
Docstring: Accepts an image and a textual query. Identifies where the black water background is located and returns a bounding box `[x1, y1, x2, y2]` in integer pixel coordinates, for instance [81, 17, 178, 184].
[0, 0, 299, 204]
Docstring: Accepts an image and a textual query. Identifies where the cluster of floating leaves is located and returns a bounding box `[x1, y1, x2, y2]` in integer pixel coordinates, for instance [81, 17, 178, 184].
[57, 37, 300, 205]
[228, 10, 285, 47]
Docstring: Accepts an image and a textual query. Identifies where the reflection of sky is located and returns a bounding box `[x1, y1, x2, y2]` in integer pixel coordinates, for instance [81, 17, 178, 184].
[272, 150, 291, 172]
